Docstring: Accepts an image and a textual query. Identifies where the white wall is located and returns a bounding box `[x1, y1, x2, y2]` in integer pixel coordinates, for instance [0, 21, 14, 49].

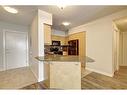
[0, 21, 29, 71]
[0, 21, 29, 32]
[30, 9, 52, 82]
[52, 29, 66, 36]
[29, 14, 39, 82]
[38, 9, 52, 82]
[69, 9, 127, 77]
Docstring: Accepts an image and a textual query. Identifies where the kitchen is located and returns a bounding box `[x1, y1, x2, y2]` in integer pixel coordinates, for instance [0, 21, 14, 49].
[1, 1, 127, 95]
[45, 30, 83, 56]
[29, 9, 87, 89]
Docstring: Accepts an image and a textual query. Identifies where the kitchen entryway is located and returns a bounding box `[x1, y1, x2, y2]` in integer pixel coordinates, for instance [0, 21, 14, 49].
[114, 16, 127, 72]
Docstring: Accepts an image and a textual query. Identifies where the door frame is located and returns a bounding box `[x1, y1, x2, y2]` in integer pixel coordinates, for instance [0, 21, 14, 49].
[113, 29, 120, 72]
[3, 29, 29, 71]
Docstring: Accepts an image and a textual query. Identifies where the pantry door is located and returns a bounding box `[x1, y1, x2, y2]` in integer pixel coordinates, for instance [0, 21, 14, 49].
[4, 30, 28, 70]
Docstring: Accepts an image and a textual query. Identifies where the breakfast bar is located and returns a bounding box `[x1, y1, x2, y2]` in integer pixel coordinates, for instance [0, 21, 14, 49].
[36, 55, 87, 89]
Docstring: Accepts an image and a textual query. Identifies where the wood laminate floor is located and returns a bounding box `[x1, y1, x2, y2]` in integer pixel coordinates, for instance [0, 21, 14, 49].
[22, 66, 127, 89]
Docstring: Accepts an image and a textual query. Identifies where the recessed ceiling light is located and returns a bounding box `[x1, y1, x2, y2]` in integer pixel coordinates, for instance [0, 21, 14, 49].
[3, 6, 18, 14]
[62, 22, 70, 26]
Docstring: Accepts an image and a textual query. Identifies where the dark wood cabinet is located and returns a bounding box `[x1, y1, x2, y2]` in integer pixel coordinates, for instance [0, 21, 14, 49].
[68, 39, 79, 55]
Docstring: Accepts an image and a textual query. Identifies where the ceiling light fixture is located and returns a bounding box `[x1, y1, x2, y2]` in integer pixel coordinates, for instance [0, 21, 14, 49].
[57, 4, 67, 10]
[62, 22, 70, 26]
[3, 6, 18, 14]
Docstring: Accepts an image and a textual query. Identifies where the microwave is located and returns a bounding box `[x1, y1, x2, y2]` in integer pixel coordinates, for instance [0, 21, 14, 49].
[52, 41, 61, 46]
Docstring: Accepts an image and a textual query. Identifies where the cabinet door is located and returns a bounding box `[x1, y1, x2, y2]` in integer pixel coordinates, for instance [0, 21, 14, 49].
[50, 62, 81, 89]
[68, 40, 79, 55]
[44, 24, 51, 45]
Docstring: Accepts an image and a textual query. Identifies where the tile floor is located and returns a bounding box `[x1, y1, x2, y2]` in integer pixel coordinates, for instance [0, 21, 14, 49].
[0, 67, 37, 89]
[0, 66, 90, 89]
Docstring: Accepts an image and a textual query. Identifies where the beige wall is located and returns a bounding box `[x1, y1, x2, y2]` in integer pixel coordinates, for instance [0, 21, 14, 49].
[69, 9, 127, 77]
[69, 17, 114, 76]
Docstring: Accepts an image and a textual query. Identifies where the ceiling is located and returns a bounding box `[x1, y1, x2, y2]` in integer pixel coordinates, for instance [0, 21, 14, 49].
[0, 5, 127, 31]
[114, 16, 127, 32]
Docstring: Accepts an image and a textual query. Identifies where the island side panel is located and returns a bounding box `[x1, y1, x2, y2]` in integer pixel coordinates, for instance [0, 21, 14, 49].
[50, 61, 81, 89]
[43, 61, 50, 87]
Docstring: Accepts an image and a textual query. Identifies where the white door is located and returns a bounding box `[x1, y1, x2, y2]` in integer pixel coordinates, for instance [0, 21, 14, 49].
[5, 31, 27, 70]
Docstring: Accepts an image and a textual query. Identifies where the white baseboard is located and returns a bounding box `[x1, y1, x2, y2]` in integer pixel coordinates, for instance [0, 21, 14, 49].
[85, 67, 114, 77]
[29, 66, 38, 82]
[29, 66, 43, 82]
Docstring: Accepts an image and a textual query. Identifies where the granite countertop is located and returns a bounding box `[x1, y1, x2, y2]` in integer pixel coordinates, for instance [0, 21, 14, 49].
[35, 55, 95, 63]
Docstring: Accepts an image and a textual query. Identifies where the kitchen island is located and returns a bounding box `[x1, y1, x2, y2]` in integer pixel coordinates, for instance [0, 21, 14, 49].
[35, 55, 90, 89]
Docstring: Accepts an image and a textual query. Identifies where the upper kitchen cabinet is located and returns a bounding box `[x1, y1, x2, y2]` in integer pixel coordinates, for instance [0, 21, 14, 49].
[44, 24, 52, 45]
[38, 9, 52, 45]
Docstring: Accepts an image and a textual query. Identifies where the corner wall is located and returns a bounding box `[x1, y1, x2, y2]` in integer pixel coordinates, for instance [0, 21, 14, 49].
[69, 9, 127, 77]
[29, 14, 39, 82]
[30, 9, 52, 82]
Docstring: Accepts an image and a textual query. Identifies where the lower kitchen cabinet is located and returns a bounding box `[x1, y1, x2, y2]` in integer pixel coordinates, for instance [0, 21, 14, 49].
[49, 61, 81, 89]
